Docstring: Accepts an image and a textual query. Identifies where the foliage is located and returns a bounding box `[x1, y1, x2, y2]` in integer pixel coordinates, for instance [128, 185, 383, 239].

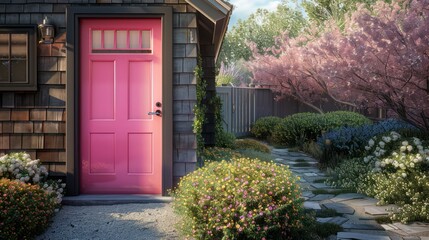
[328, 131, 429, 223]
[301, 0, 381, 28]
[215, 130, 236, 149]
[318, 118, 418, 158]
[302, 141, 324, 161]
[0, 179, 56, 240]
[193, 57, 206, 159]
[248, 0, 429, 131]
[219, 4, 307, 65]
[236, 149, 274, 163]
[216, 60, 252, 87]
[323, 111, 371, 127]
[326, 158, 372, 191]
[171, 158, 303, 239]
[272, 111, 369, 146]
[202, 147, 242, 163]
[0, 152, 65, 205]
[250, 116, 283, 140]
[235, 139, 271, 153]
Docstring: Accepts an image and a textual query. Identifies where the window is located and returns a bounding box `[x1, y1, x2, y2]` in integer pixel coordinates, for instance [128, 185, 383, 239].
[91, 29, 152, 54]
[0, 25, 37, 91]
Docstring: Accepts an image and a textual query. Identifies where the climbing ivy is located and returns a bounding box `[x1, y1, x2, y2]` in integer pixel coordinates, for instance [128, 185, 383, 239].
[193, 57, 206, 161]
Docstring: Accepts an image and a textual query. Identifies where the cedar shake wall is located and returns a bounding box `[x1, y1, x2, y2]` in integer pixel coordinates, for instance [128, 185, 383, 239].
[0, 0, 199, 182]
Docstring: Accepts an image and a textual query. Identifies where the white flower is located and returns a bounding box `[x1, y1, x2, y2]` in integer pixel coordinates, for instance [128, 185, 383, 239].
[407, 145, 413, 151]
[365, 146, 371, 150]
[24, 176, 30, 182]
[402, 173, 407, 178]
[400, 146, 406, 152]
[380, 162, 386, 167]
[402, 141, 409, 146]
[61, 183, 66, 188]
[375, 161, 381, 167]
[368, 139, 375, 146]
[399, 163, 406, 170]
[379, 141, 385, 148]
[410, 163, 415, 168]
[20, 177, 25, 182]
[33, 175, 40, 183]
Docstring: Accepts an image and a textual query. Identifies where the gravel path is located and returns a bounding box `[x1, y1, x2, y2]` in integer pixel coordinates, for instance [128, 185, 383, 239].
[37, 203, 180, 240]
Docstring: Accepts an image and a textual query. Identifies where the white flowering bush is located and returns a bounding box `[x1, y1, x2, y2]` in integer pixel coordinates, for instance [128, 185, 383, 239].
[326, 158, 371, 191]
[329, 131, 429, 223]
[0, 152, 66, 205]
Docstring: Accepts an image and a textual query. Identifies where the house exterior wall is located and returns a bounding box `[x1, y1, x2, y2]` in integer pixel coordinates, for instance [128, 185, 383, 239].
[0, 0, 200, 189]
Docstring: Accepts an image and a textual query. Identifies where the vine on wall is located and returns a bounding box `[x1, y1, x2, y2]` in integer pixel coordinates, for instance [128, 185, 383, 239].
[193, 57, 206, 163]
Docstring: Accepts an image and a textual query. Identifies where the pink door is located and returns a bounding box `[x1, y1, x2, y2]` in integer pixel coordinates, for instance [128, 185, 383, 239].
[80, 19, 162, 194]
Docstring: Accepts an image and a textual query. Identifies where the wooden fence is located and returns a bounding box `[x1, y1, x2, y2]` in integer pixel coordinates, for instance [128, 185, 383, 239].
[216, 86, 379, 137]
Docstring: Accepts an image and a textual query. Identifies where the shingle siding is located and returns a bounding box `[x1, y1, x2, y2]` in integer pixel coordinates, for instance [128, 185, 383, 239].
[0, 0, 201, 182]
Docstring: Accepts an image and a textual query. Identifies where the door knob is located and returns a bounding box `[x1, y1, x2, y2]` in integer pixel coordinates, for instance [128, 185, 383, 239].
[148, 110, 162, 116]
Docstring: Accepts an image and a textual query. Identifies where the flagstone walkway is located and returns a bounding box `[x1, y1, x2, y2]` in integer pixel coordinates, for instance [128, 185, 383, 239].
[272, 148, 429, 240]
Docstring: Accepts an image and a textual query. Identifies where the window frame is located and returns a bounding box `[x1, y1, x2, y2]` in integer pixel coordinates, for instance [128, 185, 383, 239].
[0, 25, 37, 91]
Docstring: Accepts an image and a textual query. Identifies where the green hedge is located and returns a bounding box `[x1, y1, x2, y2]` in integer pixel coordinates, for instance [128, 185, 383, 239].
[272, 111, 371, 146]
[250, 116, 282, 140]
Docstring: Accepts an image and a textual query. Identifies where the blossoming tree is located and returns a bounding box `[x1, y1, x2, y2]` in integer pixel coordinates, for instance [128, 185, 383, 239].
[248, 0, 429, 132]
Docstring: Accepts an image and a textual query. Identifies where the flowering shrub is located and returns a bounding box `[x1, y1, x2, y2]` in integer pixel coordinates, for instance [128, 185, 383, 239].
[0, 152, 65, 205]
[250, 116, 282, 140]
[0, 179, 56, 240]
[317, 119, 417, 157]
[235, 139, 271, 153]
[329, 131, 429, 223]
[327, 158, 371, 191]
[171, 158, 304, 239]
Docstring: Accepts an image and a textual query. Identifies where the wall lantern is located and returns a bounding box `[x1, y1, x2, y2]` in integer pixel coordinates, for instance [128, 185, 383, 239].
[38, 16, 55, 44]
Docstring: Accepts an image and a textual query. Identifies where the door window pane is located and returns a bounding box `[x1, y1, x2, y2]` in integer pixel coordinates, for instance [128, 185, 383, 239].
[129, 31, 139, 49]
[104, 30, 115, 49]
[92, 30, 102, 49]
[11, 34, 27, 59]
[117, 31, 127, 49]
[141, 31, 151, 49]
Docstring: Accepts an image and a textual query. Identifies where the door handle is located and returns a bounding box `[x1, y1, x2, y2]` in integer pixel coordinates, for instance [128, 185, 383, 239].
[148, 110, 162, 116]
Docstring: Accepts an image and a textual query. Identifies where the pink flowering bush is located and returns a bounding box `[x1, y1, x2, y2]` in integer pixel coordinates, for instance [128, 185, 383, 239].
[171, 158, 303, 239]
[0, 179, 56, 240]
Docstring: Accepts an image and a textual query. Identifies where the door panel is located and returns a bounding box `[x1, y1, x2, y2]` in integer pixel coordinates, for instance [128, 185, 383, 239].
[80, 18, 162, 194]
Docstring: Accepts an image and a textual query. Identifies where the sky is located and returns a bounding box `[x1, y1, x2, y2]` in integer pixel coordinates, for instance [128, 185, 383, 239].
[228, 0, 282, 27]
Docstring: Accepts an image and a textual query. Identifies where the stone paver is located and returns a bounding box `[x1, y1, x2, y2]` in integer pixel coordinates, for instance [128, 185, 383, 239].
[311, 194, 335, 201]
[317, 216, 349, 225]
[342, 223, 385, 230]
[304, 201, 322, 210]
[271, 148, 428, 240]
[330, 193, 365, 202]
[323, 202, 355, 215]
[364, 206, 392, 216]
[337, 232, 391, 240]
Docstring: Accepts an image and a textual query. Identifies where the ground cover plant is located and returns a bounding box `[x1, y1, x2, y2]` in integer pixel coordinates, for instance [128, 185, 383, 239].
[235, 139, 271, 153]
